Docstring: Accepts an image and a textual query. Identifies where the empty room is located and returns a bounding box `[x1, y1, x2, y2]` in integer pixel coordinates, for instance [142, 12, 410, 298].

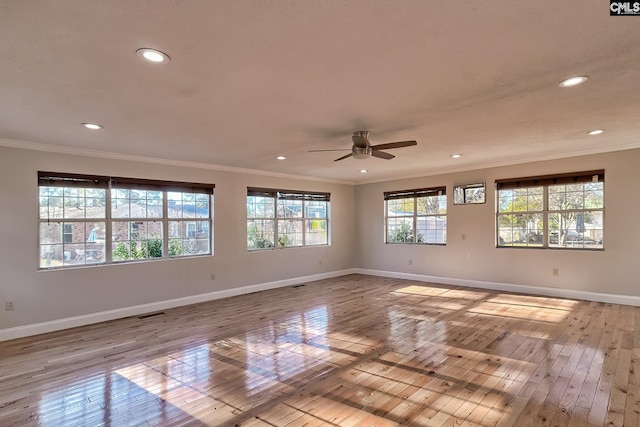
[1, 1, 640, 426]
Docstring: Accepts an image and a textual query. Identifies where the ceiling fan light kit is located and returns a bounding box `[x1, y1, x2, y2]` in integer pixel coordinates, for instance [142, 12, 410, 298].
[353, 146, 372, 159]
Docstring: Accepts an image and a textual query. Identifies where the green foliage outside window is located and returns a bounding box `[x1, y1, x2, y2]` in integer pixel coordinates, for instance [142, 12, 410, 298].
[247, 223, 274, 249]
[387, 223, 424, 243]
[113, 235, 163, 260]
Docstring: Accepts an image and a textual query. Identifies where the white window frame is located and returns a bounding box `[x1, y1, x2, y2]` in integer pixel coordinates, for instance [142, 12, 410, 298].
[247, 187, 330, 251]
[38, 172, 214, 269]
[496, 170, 604, 250]
[384, 186, 447, 245]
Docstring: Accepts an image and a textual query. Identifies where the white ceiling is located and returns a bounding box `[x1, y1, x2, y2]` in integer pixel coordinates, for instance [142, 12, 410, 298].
[1, 1, 639, 184]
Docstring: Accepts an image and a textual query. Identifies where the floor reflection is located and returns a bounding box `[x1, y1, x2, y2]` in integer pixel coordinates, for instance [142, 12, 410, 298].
[39, 368, 207, 426]
[1, 276, 621, 426]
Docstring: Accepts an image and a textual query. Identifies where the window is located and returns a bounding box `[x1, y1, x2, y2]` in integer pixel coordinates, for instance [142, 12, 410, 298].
[384, 187, 447, 244]
[496, 170, 604, 249]
[247, 188, 329, 250]
[453, 183, 486, 205]
[38, 172, 213, 269]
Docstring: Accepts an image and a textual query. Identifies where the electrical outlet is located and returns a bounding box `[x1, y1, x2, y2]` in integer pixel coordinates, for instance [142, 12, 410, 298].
[5, 301, 14, 311]
[408, 259, 413, 266]
[210, 274, 216, 281]
[552, 268, 559, 276]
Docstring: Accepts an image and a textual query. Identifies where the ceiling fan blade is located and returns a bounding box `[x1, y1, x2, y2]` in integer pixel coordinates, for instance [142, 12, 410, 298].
[370, 140, 417, 151]
[334, 152, 354, 162]
[308, 148, 352, 152]
[371, 150, 395, 160]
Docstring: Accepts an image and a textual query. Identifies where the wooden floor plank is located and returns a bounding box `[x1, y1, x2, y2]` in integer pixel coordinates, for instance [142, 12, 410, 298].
[1, 274, 639, 426]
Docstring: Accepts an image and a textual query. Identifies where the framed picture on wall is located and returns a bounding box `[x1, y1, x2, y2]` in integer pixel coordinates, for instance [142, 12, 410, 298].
[454, 182, 485, 205]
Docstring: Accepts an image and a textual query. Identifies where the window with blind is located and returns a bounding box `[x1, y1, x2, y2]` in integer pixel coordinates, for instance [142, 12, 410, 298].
[496, 170, 604, 249]
[38, 172, 214, 269]
[384, 187, 447, 244]
[247, 187, 329, 250]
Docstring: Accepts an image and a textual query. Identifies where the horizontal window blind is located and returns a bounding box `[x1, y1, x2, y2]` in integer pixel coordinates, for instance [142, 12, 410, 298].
[39, 172, 214, 194]
[384, 186, 446, 200]
[247, 187, 330, 201]
[496, 170, 604, 190]
[38, 172, 110, 189]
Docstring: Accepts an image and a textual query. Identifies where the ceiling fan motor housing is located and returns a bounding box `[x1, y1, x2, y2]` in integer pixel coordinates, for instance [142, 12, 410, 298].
[352, 130, 371, 148]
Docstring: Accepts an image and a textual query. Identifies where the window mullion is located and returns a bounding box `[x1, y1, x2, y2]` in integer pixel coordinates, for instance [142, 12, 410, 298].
[301, 201, 306, 246]
[105, 187, 112, 263]
[413, 196, 418, 244]
[162, 191, 169, 257]
[384, 201, 388, 243]
[543, 186, 548, 247]
[274, 199, 279, 248]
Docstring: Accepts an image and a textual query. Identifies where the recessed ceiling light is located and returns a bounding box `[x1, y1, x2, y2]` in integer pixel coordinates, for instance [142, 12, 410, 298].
[276, 156, 286, 160]
[136, 48, 171, 64]
[81, 123, 103, 130]
[558, 76, 588, 88]
[588, 129, 604, 135]
[360, 169, 368, 173]
[450, 154, 462, 158]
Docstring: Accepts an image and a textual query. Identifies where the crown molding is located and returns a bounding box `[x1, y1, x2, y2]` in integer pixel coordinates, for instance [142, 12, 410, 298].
[357, 142, 640, 185]
[3, 136, 639, 187]
[0, 137, 355, 185]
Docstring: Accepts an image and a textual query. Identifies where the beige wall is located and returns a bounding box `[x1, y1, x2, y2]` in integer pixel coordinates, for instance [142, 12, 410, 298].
[0, 146, 356, 329]
[355, 148, 640, 297]
[3, 144, 640, 333]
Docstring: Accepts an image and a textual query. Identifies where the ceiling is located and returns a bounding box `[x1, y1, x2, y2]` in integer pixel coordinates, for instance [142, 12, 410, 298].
[1, 1, 639, 184]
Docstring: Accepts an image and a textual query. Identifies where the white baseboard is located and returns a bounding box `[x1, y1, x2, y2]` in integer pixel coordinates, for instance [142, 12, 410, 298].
[354, 268, 640, 307]
[5, 268, 638, 342]
[0, 269, 357, 342]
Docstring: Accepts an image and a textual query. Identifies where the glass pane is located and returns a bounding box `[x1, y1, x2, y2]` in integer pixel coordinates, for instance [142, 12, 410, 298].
[147, 197, 163, 218]
[85, 194, 106, 218]
[181, 193, 196, 218]
[528, 194, 543, 211]
[278, 219, 303, 247]
[84, 223, 105, 264]
[247, 219, 275, 250]
[497, 213, 543, 247]
[63, 197, 85, 218]
[40, 186, 105, 220]
[549, 184, 584, 210]
[247, 196, 275, 219]
[548, 211, 603, 249]
[417, 195, 446, 215]
[39, 221, 106, 268]
[305, 201, 327, 219]
[386, 198, 413, 217]
[584, 182, 604, 209]
[305, 219, 328, 245]
[499, 187, 543, 213]
[416, 216, 447, 244]
[111, 189, 164, 219]
[195, 194, 210, 218]
[168, 192, 183, 218]
[498, 190, 514, 213]
[40, 222, 62, 268]
[112, 221, 163, 261]
[277, 199, 302, 219]
[168, 220, 211, 256]
[387, 217, 414, 243]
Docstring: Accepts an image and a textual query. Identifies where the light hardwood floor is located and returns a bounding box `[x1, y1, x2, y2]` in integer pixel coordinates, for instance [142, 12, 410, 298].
[1, 274, 638, 426]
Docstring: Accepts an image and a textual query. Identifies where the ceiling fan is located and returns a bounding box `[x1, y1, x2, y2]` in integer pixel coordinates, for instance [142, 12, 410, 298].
[309, 131, 417, 162]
